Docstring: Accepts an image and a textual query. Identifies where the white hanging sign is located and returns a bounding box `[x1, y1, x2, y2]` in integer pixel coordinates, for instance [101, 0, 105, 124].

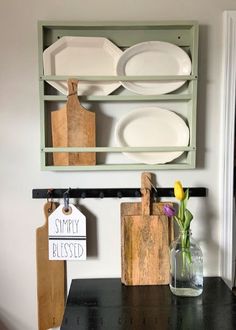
[48, 204, 86, 260]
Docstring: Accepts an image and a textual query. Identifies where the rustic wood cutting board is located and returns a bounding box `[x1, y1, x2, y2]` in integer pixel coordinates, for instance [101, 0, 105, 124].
[121, 172, 173, 286]
[51, 79, 96, 166]
[36, 202, 66, 330]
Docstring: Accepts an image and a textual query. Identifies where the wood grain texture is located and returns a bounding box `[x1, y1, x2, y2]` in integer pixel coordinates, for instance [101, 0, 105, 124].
[36, 202, 66, 330]
[140, 172, 152, 216]
[121, 172, 173, 286]
[51, 79, 96, 166]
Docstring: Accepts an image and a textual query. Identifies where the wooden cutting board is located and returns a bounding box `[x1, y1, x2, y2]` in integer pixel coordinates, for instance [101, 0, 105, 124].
[51, 79, 96, 166]
[121, 172, 173, 286]
[36, 202, 66, 330]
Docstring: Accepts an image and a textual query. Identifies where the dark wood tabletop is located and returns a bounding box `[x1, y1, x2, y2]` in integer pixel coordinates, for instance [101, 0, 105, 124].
[61, 277, 236, 330]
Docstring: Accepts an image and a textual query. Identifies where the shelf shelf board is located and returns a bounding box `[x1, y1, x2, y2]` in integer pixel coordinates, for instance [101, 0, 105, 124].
[43, 94, 192, 102]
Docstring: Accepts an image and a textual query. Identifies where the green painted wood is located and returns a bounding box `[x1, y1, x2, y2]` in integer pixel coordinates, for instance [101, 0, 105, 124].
[38, 24, 47, 169]
[38, 20, 197, 48]
[187, 24, 198, 168]
[43, 94, 192, 102]
[38, 20, 198, 27]
[43, 146, 195, 153]
[38, 21, 199, 171]
[41, 163, 195, 171]
[41, 75, 197, 81]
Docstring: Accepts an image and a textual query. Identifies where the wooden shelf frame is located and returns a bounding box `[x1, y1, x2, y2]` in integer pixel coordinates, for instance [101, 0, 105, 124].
[38, 20, 199, 171]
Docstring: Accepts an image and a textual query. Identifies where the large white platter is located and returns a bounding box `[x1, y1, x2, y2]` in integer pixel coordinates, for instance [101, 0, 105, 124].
[116, 41, 192, 95]
[115, 107, 189, 164]
[43, 36, 123, 95]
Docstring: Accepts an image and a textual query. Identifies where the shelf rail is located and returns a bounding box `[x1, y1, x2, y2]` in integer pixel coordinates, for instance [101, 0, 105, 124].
[41, 74, 198, 82]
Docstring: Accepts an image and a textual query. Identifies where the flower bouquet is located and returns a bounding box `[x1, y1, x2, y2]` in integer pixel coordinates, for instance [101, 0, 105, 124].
[164, 181, 193, 263]
[163, 181, 203, 296]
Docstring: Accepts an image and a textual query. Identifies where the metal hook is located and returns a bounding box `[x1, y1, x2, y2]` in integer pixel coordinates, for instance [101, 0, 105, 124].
[63, 188, 71, 212]
[117, 191, 123, 198]
[47, 189, 53, 213]
[99, 191, 104, 199]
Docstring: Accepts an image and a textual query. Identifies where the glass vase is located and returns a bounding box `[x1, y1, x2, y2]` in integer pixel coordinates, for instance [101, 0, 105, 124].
[169, 230, 203, 297]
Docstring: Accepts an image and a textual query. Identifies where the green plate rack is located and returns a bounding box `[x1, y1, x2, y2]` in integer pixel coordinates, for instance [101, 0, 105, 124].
[38, 21, 199, 171]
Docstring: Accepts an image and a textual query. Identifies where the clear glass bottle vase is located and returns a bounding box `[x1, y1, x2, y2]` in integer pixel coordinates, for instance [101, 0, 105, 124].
[170, 230, 203, 297]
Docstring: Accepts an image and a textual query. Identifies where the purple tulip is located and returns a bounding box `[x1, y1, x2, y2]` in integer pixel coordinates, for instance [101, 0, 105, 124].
[163, 204, 176, 217]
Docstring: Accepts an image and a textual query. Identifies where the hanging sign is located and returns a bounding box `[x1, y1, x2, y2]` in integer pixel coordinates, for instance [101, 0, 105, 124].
[48, 204, 86, 260]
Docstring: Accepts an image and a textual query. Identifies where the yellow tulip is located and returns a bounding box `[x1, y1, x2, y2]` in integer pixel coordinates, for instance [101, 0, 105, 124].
[174, 181, 185, 201]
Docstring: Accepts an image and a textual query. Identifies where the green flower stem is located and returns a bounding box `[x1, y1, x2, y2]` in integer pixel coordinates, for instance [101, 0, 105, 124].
[173, 216, 184, 232]
[178, 200, 184, 223]
[181, 230, 192, 277]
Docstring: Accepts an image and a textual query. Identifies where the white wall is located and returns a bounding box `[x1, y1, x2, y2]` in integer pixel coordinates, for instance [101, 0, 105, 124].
[0, 0, 235, 329]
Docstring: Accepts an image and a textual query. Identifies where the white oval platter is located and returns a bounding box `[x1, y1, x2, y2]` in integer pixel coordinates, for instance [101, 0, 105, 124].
[115, 106, 189, 164]
[43, 36, 123, 95]
[116, 41, 192, 95]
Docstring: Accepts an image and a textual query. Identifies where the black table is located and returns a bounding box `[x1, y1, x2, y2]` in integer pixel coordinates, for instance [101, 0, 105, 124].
[61, 277, 236, 330]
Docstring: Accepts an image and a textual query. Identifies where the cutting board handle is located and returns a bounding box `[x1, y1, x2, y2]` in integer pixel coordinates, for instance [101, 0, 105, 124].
[141, 172, 152, 216]
[67, 79, 82, 107]
[68, 79, 78, 96]
[67, 79, 93, 114]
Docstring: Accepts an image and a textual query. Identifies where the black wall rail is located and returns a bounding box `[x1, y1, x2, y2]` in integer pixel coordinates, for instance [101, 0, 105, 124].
[32, 187, 207, 199]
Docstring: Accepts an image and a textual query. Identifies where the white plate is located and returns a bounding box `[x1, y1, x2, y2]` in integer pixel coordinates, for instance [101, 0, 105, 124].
[116, 41, 192, 95]
[115, 107, 189, 164]
[43, 36, 123, 95]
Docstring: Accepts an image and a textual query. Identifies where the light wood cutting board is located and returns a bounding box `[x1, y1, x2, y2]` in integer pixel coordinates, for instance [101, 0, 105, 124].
[36, 202, 66, 330]
[121, 172, 173, 286]
[51, 79, 96, 166]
